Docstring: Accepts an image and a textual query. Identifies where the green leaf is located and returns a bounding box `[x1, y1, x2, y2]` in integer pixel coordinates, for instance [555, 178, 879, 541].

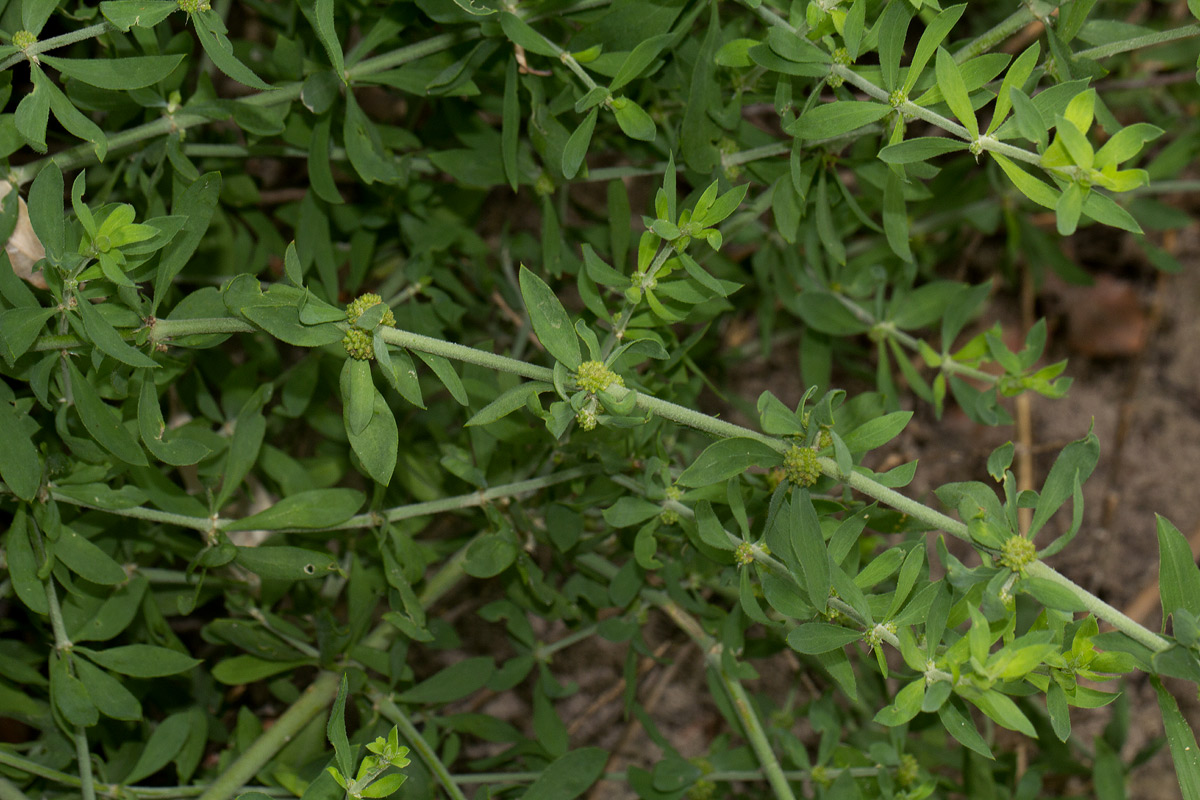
[677, 438, 781, 488]
[225, 489, 365, 532]
[464, 533, 518, 578]
[138, 375, 211, 466]
[789, 101, 890, 140]
[992, 154, 1059, 210]
[791, 490, 830, 612]
[502, 57, 520, 191]
[234, 544, 340, 582]
[399, 657, 495, 704]
[299, 0, 345, 80]
[904, 4, 967, 94]
[343, 91, 398, 185]
[191, 9, 271, 89]
[467, 382, 552, 426]
[346, 387, 398, 484]
[883, 170, 912, 263]
[1153, 677, 1200, 800]
[124, 712, 191, 783]
[41, 54, 184, 90]
[54, 526, 127, 585]
[153, 173, 221, 313]
[938, 700, 993, 759]
[216, 392, 268, 509]
[75, 298, 158, 368]
[499, 13, 558, 57]
[0, 306, 55, 363]
[100, 1, 177, 31]
[5, 509, 48, 615]
[307, 114, 343, 204]
[1094, 123, 1163, 170]
[1029, 428, 1098, 538]
[519, 265, 581, 369]
[935, 48, 978, 139]
[0, 398, 39, 501]
[39, 69, 107, 161]
[694, 501, 735, 551]
[786, 623, 863, 654]
[521, 747, 608, 800]
[414, 350, 469, 405]
[610, 33, 672, 92]
[611, 97, 656, 142]
[67, 360, 148, 466]
[841, 411, 912, 452]
[79, 644, 202, 678]
[213, 656, 310, 684]
[1019, 577, 1087, 612]
[1158, 514, 1200, 624]
[989, 44, 1040, 135]
[563, 107, 599, 180]
[72, 657, 140, 720]
[877, 0, 912, 91]
[50, 652, 98, 727]
[1047, 681, 1071, 742]
[14, 76, 50, 153]
[328, 674, 354, 779]
[971, 689, 1036, 737]
[878, 137, 968, 164]
[29, 161, 64, 261]
[342, 358, 374, 436]
[875, 679, 925, 726]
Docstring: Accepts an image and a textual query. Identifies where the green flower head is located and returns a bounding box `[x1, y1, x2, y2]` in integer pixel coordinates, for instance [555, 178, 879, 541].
[347, 293, 396, 328]
[343, 329, 374, 361]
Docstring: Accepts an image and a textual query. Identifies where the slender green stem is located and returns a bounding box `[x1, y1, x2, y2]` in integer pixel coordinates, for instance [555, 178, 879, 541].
[73, 728, 96, 800]
[535, 623, 599, 660]
[0, 750, 82, 789]
[1026, 561, 1168, 652]
[953, 5, 1043, 63]
[370, 692, 470, 800]
[1075, 22, 1200, 60]
[0, 22, 115, 71]
[722, 678, 800, 800]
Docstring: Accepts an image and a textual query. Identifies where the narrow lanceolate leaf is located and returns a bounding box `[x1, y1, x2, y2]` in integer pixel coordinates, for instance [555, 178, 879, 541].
[502, 57, 520, 191]
[563, 107, 598, 180]
[191, 9, 271, 89]
[100, 1, 178, 31]
[75, 298, 158, 368]
[138, 375, 211, 466]
[5, 509, 48, 614]
[300, 0, 345, 80]
[904, 4, 967, 94]
[791, 490, 830, 612]
[878, 137, 968, 164]
[466, 382, 552, 426]
[78, 644, 202, 678]
[787, 623, 863, 654]
[67, 360, 148, 466]
[989, 43, 1040, 135]
[234, 545, 339, 581]
[41, 54, 184, 90]
[677, 438, 782, 488]
[328, 675, 354, 780]
[788, 101, 890, 140]
[1158, 514, 1200, 623]
[521, 747, 609, 800]
[1153, 677, 1200, 800]
[224, 488, 364, 531]
[519, 265, 581, 368]
[0, 397, 39, 500]
[992, 154, 1059, 209]
[935, 48, 978, 139]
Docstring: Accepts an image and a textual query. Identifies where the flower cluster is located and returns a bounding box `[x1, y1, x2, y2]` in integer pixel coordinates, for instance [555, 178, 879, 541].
[575, 360, 623, 393]
[783, 444, 820, 487]
[342, 329, 374, 361]
[347, 293, 396, 328]
[999, 535, 1038, 572]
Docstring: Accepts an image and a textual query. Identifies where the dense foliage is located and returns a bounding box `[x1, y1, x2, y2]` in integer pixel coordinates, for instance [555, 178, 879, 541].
[1, 1, 1199, 799]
